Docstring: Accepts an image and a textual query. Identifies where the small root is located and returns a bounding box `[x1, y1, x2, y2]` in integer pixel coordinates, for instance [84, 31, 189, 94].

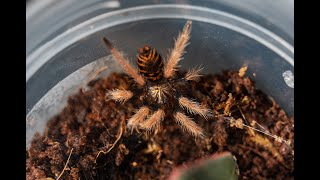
[81, 66, 109, 90]
[248, 134, 287, 166]
[89, 66, 109, 83]
[95, 120, 124, 163]
[237, 143, 289, 169]
[56, 148, 74, 180]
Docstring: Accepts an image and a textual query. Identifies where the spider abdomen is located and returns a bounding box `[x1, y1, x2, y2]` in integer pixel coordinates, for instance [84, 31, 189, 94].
[137, 45, 164, 82]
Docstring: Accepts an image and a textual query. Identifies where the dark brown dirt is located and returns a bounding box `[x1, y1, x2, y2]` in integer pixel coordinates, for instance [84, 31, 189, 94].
[26, 70, 294, 180]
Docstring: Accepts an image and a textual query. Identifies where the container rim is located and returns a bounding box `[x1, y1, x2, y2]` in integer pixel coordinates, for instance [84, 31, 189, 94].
[26, 4, 294, 82]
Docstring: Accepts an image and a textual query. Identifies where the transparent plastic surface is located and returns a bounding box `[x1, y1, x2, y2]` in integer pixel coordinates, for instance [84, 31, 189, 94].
[26, 0, 294, 146]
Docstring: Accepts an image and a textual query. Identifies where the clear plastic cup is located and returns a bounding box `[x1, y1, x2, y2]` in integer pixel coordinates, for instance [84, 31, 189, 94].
[26, 0, 294, 146]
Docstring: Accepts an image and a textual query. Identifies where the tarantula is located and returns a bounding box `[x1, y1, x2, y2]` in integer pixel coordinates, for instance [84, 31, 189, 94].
[103, 20, 212, 138]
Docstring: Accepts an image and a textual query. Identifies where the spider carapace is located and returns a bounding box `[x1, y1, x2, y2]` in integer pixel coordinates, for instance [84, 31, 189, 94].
[136, 45, 164, 82]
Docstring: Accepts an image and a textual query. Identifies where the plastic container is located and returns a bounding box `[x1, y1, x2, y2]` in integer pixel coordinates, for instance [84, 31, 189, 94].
[26, 0, 294, 146]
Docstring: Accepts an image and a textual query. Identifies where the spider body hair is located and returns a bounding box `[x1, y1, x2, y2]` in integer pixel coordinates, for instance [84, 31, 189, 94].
[103, 20, 212, 138]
